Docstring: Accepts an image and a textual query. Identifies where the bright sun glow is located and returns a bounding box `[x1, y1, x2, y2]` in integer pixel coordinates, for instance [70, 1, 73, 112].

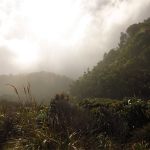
[8, 38, 38, 64]
[7, 0, 91, 65]
[21, 0, 82, 42]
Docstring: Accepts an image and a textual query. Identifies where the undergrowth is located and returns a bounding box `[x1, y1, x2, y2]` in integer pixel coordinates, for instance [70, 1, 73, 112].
[0, 84, 150, 149]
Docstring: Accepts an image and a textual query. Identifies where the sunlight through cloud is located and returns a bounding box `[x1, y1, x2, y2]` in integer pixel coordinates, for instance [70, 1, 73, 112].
[0, 0, 150, 78]
[7, 38, 38, 64]
[20, 0, 83, 43]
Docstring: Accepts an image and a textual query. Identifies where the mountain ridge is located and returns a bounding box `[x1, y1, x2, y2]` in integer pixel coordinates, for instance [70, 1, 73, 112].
[0, 71, 73, 103]
[69, 17, 150, 102]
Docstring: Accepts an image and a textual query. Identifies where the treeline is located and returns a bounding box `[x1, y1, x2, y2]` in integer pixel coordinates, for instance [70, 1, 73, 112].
[0, 71, 73, 103]
[69, 18, 150, 102]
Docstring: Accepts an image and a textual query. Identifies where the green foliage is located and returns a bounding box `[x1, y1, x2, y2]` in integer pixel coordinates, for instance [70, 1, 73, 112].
[69, 17, 150, 102]
[78, 98, 150, 149]
[126, 23, 139, 37]
[118, 32, 128, 48]
[1, 92, 150, 149]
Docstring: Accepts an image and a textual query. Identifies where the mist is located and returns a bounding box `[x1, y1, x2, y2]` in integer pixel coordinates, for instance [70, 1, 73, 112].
[0, 0, 150, 79]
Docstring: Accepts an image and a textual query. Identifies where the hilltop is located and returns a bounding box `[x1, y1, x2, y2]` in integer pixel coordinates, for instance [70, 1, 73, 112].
[69, 17, 150, 102]
[0, 71, 73, 103]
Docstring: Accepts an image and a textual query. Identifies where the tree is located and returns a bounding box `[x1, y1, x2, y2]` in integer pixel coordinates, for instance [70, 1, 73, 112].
[103, 52, 107, 60]
[126, 24, 139, 37]
[118, 32, 128, 48]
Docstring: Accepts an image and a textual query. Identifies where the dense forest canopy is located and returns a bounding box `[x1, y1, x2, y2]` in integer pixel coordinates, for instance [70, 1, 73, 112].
[69, 18, 150, 102]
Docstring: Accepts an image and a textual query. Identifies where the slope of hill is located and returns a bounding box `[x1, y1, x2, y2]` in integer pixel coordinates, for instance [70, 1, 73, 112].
[69, 18, 150, 102]
[0, 71, 73, 103]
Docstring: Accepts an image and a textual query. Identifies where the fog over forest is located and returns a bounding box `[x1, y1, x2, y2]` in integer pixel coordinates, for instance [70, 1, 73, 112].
[1, 1, 150, 148]
[0, 0, 150, 79]
[0, 72, 73, 103]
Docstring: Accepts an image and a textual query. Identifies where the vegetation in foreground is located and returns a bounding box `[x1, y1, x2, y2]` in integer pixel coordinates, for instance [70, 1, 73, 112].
[1, 88, 150, 149]
[1, 18, 150, 149]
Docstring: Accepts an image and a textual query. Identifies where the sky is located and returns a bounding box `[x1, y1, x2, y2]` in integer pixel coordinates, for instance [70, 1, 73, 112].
[0, 0, 150, 79]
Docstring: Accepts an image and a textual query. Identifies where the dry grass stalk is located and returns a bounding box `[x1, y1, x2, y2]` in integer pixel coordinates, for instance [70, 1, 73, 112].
[27, 82, 32, 102]
[23, 85, 29, 102]
[33, 97, 36, 111]
[27, 86, 30, 94]
[23, 86, 26, 94]
[6, 84, 21, 103]
[27, 82, 31, 94]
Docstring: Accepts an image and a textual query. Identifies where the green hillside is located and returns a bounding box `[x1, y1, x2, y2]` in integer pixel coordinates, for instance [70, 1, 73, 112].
[1, 18, 150, 150]
[69, 18, 150, 102]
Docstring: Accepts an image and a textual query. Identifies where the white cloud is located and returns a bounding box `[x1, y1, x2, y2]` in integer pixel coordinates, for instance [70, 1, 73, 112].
[0, 0, 150, 79]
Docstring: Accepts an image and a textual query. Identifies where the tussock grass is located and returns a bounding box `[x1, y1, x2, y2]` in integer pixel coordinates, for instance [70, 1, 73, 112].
[5, 84, 21, 103]
[0, 84, 91, 149]
[0, 84, 150, 149]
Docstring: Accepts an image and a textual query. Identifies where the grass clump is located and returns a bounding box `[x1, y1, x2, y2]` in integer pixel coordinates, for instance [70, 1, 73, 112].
[1, 84, 150, 149]
[0, 84, 96, 149]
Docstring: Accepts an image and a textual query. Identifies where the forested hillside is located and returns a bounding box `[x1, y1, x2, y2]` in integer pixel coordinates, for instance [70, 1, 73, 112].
[0, 71, 72, 103]
[1, 17, 150, 150]
[70, 18, 150, 102]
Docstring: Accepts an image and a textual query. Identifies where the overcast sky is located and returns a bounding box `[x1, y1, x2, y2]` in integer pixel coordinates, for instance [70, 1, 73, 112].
[0, 0, 150, 79]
